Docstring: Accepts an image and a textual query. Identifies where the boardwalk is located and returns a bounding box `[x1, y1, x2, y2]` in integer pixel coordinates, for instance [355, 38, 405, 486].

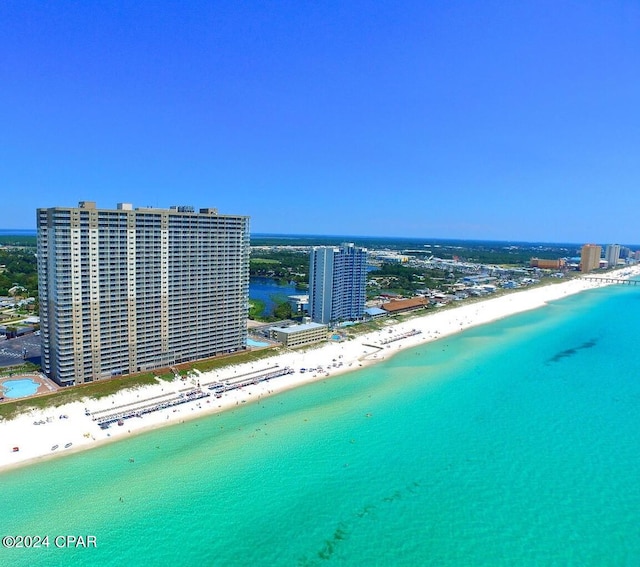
[95, 389, 211, 428]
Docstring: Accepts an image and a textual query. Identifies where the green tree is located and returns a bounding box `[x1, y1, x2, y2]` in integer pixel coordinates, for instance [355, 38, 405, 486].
[273, 301, 293, 320]
[248, 299, 266, 320]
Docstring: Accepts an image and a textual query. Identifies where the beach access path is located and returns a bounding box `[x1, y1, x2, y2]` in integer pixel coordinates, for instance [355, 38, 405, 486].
[1, 266, 639, 472]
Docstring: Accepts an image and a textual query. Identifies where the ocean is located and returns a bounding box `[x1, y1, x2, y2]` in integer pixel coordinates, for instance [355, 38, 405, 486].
[2, 283, 640, 566]
[0, 229, 36, 236]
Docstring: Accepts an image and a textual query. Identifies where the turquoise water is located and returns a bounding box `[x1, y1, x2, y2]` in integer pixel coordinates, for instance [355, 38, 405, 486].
[2, 285, 640, 565]
[247, 337, 270, 348]
[1, 379, 38, 399]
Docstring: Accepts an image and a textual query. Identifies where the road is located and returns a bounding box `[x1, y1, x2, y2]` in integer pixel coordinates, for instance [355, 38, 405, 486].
[0, 333, 41, 368]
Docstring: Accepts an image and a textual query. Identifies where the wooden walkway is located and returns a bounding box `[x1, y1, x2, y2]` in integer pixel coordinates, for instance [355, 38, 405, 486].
[583, 277, 639, 286]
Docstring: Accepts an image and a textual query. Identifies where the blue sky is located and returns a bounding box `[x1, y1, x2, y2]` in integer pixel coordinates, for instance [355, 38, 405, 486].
[1, 1, 639, 243]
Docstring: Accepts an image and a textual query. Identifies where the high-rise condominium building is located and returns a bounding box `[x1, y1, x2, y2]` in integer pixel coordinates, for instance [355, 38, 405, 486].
[37, 201, 250, 386]
[580, 244, 602, 273]
[309, 243, 367, 324]
[605, 244, 621, 269]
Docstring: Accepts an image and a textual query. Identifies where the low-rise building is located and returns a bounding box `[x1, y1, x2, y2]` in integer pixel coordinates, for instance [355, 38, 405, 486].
[530, 258, 566, 270]
[269, 322, 328, 348]
[381, 297, 429, 314]
[364, 307, 387, 319]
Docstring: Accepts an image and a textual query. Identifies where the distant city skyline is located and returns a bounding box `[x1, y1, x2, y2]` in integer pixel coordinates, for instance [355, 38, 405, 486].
[2, 2, 639, 242]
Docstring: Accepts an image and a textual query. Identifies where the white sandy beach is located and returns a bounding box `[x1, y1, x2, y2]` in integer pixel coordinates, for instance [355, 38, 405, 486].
[1, 267, 639, 472]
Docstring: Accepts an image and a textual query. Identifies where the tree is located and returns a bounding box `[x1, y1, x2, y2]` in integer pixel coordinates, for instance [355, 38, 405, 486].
[273, 301, 293, 320]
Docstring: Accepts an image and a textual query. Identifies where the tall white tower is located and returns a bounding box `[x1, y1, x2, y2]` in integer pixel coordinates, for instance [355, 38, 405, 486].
[605, 244, 621, 269]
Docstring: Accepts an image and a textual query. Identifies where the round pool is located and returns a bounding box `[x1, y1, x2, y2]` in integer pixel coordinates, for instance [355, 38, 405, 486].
[1, 378, 39, 399]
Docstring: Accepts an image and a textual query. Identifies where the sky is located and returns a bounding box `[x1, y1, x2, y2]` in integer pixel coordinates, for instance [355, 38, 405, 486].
[1, 1, 639, 244]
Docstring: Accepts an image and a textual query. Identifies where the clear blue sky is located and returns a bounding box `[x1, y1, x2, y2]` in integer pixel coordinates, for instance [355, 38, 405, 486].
[1, 1, 639, 243]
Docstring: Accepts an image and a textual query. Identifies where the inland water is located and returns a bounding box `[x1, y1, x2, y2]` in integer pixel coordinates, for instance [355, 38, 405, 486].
[249, 277, 302, 318]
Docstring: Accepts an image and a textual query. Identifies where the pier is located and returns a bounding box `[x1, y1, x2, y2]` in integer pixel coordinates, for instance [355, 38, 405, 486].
[583, 277, 639, 286]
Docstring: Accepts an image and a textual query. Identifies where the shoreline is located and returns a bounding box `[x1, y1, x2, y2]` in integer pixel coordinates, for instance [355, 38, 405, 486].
[2, 267, 639, 472]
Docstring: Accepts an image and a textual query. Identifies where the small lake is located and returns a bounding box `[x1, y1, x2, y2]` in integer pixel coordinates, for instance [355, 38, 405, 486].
[249, 277, 305, 317]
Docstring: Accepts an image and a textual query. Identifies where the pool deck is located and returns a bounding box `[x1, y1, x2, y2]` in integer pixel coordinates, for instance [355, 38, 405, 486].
[0, 373, 59, 402]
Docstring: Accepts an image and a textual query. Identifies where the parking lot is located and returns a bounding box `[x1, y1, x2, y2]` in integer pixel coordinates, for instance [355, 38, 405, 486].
[0, 333, 42, 368]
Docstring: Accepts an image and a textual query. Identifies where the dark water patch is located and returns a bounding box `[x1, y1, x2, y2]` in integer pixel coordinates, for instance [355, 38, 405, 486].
[299, 481, 422, 565]
[355, 504, 376, 518]
[382, 490, 402, 503]
[547, 338, 598, 364]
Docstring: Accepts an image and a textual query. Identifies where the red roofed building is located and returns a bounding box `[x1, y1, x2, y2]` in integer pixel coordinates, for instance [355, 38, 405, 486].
[381, 297, 429, 314]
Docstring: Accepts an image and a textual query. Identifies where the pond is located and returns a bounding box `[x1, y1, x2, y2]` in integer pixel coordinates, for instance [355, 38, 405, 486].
[249, 277, 304, 317]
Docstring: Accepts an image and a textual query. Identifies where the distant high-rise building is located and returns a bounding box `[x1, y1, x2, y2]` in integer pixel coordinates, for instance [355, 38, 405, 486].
[37, 201, 250, 386]
[309, 243, 367, 324]
[605, 244, 621, 269]
[580, 244, 602, 273]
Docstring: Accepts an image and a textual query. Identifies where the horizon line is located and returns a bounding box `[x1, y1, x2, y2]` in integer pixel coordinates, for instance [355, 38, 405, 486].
[1, 228, 636, 249]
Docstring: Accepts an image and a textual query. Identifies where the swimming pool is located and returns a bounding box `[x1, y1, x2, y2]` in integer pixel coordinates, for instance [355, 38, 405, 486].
[246, 338, 270, 348]
[1, 378, 39, 399]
